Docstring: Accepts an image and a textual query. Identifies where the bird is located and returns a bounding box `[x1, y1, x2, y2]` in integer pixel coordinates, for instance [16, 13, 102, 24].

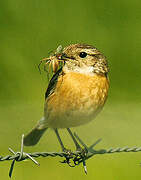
[23, 43, 109, 151]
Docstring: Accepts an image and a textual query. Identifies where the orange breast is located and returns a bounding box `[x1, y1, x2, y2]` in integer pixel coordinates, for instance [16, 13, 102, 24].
[44, 72, 109, 128]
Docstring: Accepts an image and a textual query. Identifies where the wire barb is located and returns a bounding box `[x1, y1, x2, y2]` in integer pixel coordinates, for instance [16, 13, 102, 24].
[8, 134, 39, 178]
[0, 133, 141, 178]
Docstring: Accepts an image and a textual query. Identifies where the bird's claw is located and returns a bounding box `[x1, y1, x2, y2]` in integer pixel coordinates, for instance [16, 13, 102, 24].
[60, 133, 102, 174]
[60, 148, 75, 167]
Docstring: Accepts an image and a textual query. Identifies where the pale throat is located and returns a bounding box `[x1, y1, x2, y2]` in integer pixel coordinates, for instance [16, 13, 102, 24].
[63, 65, 95, 76]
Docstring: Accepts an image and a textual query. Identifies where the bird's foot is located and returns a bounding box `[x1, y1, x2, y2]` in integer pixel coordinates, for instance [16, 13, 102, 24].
[60, 132, 102, 174]
[60, 143, 88, 172]
[73, 133, 102, 174]
[60, 148, 75, 167]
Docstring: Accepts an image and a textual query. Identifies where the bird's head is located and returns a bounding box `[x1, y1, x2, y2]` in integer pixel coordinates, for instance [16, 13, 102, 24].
[60, 44, 109, 76]
[39, 44, 109, 76]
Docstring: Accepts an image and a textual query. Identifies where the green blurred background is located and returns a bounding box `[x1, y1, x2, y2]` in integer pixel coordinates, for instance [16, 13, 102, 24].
[0, 0, 141, 179]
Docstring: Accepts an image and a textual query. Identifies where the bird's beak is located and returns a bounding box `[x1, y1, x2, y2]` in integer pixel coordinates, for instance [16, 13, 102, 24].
[60, 53, 68, 60]
[59, 53, 75, 61]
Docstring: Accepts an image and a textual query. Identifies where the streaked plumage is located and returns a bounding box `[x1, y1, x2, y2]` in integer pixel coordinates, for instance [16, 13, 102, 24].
[24, 43, 109, 146]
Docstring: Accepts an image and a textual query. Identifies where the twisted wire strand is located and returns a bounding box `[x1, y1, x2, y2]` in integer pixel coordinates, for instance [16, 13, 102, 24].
[0, 134, 141, 178]
[0, 147, 141, 162]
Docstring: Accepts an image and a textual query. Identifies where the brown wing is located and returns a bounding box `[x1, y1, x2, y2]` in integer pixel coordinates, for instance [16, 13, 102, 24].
[45, 67, 63, 99]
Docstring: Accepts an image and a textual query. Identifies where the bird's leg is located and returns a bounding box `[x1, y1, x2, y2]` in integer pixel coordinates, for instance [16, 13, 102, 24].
[66, 128, 88, 172]
[54, 128, 75, 166]
[66, 128, 81, 151]
[54, 129, 66, 152]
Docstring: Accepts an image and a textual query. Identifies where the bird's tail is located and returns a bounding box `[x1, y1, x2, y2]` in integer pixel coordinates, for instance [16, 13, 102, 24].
[24, 117, 47, 146]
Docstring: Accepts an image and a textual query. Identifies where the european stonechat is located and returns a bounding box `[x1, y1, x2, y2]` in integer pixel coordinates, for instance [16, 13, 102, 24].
[24, 43, 109, 151]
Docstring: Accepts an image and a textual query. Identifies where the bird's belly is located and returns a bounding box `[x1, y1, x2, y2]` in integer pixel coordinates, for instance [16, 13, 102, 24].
[46, 105, 103, 128]
[44, 72, 109, 128]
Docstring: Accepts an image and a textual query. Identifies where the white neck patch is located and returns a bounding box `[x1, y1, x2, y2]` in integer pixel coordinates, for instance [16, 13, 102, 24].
[73, 66, 94, 75]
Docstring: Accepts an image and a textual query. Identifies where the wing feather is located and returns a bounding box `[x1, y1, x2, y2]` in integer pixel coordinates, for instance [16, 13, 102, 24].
[45, 67, 63, 99]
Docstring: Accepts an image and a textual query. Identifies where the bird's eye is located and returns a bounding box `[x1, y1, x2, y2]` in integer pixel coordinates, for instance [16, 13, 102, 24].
[79, 52, 87, 58]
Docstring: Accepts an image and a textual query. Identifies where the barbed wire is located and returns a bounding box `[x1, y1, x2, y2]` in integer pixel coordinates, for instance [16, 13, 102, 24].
[0, 134, 141, 178]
